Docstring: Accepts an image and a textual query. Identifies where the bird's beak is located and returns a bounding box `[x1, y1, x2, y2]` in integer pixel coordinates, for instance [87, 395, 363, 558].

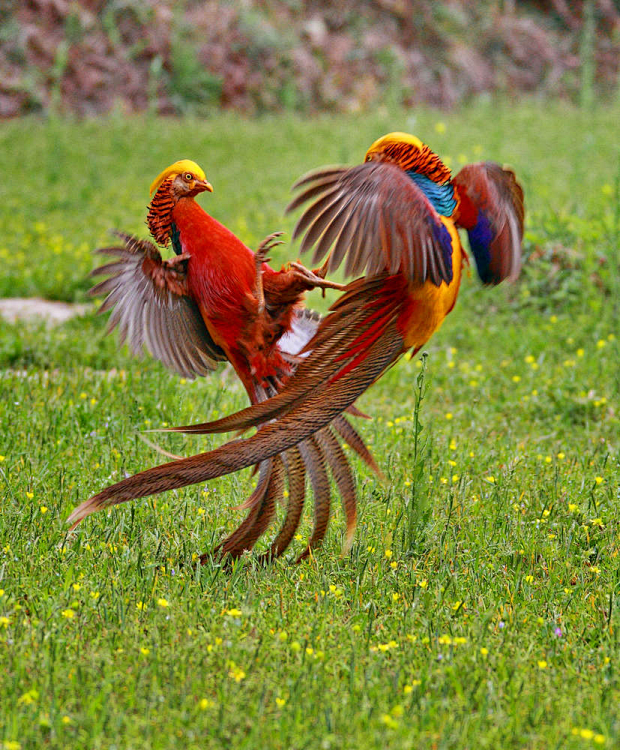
[195, 179, 213, 194]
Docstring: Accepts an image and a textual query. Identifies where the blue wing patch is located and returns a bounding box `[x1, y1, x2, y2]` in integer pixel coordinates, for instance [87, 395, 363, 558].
[406, 171, 457, 217]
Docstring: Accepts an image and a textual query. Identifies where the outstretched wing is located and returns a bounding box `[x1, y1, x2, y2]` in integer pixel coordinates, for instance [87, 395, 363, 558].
[90, 232, 225, 378]
[453, 162, 524, 285]
[286, 162, 456, 286]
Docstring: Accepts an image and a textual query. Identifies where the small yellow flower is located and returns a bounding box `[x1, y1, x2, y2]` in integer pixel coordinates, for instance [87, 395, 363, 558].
[0, 455, 5, 462]
[90, 591, 100, 600]
[512, 375, 521, 383]
[486, 476, 495, 484]
[140, 647, 150, 656]
[550, 315, 558, 323]
[594, 476, 604, 485]
[384, 549, 393, 559]
[537, 660, 547, 669]
[228, 665, 246, 682]
[594, 734, 606, 744]
[61, 716, 72, 725]
[418, 579, 428, 589]
[525, 575, 534, 583]
[0, 616, 10, 628]
[25, 491, 34, 499]
[445, 412, 453, 420]
[290, 641, 301, 652]
[157, 598, 169, 608]
[61, 609, 75, 619]
[18, 689, 39, 705]
[199, 698, 212, 710]
[275, 697, 286, 708]
[596, 340, 606, 349]
[72, 583, 81, 592]
[136, 601, 146, 611]
[380, 713, 399, 729]
[40, 506, 48, 514]
[590, 566, 601, 575]
[2, 742, 21, 750]
[480, 647, 489, 656]
[226, 608, 243, 617]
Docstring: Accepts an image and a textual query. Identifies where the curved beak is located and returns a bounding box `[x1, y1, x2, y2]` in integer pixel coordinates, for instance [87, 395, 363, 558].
[195, 179, 213, 194]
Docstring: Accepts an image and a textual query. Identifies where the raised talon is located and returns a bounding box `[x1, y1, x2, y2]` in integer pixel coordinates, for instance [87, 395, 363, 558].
[290, 262, 345, 291]
[256, 232, 285, 260]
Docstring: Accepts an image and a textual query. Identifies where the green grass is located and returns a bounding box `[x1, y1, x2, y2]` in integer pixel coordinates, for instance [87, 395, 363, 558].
[1, 101, 619, 749]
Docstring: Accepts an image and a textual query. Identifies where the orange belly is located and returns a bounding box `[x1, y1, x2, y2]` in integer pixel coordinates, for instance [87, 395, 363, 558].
[401, 218, 463, 351]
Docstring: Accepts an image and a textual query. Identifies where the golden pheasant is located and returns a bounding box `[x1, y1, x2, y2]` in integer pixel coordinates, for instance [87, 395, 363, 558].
[69, 136, 524, 560]
[68, 159, 376, 558]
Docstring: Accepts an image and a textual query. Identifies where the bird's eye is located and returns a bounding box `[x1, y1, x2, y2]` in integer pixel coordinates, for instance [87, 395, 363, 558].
[184, 172, 193, 181]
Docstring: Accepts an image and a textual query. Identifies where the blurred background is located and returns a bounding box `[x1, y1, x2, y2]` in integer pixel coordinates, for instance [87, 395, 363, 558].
[1, 0, 619, 118]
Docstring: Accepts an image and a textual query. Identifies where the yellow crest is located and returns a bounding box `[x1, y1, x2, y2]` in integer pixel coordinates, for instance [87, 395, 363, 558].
[365, 132, 424, 159]
[365, 132, 451, 183]
[149, 159, 207, 196]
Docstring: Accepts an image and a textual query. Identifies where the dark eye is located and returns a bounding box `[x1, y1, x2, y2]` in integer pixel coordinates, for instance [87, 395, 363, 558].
[184, 172, 193, 181]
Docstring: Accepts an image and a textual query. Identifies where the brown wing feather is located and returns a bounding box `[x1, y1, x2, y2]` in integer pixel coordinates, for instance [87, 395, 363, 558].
[286, 162, 453, 286]
[90, 233, 225, 378]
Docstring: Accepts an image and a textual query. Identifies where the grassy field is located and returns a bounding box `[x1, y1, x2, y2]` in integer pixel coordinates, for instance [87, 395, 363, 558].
[0, 101, 619, 749]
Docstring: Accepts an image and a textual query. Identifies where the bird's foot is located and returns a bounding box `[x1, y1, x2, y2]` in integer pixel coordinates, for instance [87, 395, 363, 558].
[254, 233, 284, 313]
[290, 261, 345, 292]
[255, 232, 284, 265]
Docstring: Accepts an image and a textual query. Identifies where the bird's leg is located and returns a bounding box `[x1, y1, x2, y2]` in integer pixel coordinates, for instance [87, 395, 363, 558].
[289, 260, 345, 293]
[163, 251, 191, 269]
[254, 232, 284, 313]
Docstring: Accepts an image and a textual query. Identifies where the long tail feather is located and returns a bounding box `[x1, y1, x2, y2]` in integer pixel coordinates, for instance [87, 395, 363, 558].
[67, 320, 402, 528]
[68, 276, 406, 566]
[213, 459, 273, 556]
[219, 457, 284, 558]
[260, 447, 306, 560]
[332, 415, 383, 479]
[315, 428, 357, 553]
[296, 437, 331, 561]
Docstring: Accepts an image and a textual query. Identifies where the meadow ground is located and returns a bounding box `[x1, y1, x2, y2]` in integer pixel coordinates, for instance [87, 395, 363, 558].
[0, 101, 619, 749]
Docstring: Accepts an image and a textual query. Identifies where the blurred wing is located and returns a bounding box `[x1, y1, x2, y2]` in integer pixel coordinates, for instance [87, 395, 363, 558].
[453, 162, 524, 285]
[286, 162, 456, 286]
[90, 232, 225, 378]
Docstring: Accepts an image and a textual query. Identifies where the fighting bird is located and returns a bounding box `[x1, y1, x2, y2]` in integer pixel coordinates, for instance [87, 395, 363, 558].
[68, 158, 372, 559]
[69, 136, 524, 560]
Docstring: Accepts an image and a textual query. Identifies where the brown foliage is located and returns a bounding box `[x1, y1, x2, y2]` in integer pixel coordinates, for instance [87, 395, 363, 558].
[0, 0, 618, 117]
